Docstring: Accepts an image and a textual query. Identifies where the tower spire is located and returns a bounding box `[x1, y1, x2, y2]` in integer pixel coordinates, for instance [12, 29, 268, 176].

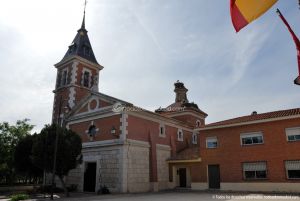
[81, 0, 87, 29]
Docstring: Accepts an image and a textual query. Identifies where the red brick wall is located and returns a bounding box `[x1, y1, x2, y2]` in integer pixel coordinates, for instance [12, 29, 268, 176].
[69, 115, 121, 143]
[192, 118, 300, 183]
[171, 115, 204, 127]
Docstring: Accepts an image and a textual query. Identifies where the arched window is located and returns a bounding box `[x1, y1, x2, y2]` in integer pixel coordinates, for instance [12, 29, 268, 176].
[192, 133, 197, 144]
[83, 71, 90, 87]
[196, 120, 201, 128]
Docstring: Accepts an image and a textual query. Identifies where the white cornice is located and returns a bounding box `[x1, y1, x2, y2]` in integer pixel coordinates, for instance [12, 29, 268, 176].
[54, 56, 103, 71]
[66, 110, 120, 125]
[197, 115, 300, 131]
[166, 111, 206, 119]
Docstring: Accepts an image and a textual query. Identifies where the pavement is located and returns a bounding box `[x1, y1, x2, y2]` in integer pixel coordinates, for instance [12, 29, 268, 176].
[1, 191, 300, 201]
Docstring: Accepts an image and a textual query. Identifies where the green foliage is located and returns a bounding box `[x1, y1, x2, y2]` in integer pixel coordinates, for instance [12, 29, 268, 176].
[14, 134, 43, 180]
[31, 124, 82, 196]
[9, 194, 30, 201]
[0, 119, 34, 184]
[31, 124, 82, 177]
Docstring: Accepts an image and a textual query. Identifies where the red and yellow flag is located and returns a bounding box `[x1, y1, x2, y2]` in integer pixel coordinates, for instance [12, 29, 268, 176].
[230, 0, 278, 32]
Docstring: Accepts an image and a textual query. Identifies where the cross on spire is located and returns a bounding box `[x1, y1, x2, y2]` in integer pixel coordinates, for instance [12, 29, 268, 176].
[81, 0, 88, 29]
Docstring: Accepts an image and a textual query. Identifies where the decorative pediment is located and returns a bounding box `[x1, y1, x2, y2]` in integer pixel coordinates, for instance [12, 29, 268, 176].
[66, 92, 132, 118]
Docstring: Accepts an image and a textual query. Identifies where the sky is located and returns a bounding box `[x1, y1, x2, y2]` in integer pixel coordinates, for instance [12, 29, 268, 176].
[0, 0, 299, 133]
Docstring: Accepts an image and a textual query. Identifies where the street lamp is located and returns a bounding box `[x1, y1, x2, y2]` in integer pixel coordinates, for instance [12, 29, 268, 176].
[50, 96, 69, 200]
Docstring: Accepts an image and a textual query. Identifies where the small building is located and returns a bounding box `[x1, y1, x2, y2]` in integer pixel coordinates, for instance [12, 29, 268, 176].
[50, 12, 300, 193]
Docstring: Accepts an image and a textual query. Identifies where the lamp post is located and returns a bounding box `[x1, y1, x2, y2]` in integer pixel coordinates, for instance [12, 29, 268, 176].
[50, 96, 64, 200]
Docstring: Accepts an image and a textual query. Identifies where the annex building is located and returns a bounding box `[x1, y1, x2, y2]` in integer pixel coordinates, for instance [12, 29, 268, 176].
[51, 14, 300, 193]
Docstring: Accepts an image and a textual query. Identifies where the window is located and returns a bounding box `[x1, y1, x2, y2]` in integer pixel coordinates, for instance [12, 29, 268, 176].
[240, 132, 263, 146]
[61, 70, 68, 86]
[177, 129, 183, 141]
[159, 124, 165, 137]
[286, 127, 300, 142]
[206, 137, 217, 148]
[87, 125, 97, 141]
[83, 71, 90, 87]
[285, 160, 300, 179]
[196, 120, 201, 127]
[192, 133, 197, 144]
[243, 162, 267, 179]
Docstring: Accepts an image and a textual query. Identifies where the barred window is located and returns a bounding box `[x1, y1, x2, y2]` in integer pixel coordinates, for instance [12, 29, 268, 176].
[243, 162, 267, 179]
[285, 160, 300, 179]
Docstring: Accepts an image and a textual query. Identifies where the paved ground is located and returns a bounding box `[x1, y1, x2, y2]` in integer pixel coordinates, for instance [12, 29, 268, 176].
[35, 191, 300, 201]
[1, 191, 300, 201]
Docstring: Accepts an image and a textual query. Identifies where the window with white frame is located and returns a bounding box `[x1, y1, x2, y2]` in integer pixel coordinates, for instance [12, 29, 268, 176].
[285, 160, 300, 179]
[192, 133, 197, 144]
[206, 137, 217, 148]
[177, 129, 183, 141]
[240, 132, 263, 146]
[159, 124, 165, 137]
[196, 120, 201, 128]
[243, 162, 267, 179]
[286, 127, 300, 142]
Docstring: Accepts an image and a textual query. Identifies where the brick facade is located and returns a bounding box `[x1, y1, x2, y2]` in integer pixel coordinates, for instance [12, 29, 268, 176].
[50, 14, 300, 193]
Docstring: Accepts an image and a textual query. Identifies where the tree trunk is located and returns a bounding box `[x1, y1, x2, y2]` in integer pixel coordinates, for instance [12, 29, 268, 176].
[58, 175, 69, 197]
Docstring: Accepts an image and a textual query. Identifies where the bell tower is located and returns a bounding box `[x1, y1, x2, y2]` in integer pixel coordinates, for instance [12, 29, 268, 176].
[52, 10, 103, 123]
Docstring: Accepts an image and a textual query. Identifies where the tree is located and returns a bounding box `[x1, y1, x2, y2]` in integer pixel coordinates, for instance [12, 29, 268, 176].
[0, 119, 34, 184]
[14, 134, 43, 183]
[31, 124, 82, 196]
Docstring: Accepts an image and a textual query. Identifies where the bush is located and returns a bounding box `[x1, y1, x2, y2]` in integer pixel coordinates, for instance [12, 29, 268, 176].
[10, 194, 30, 201]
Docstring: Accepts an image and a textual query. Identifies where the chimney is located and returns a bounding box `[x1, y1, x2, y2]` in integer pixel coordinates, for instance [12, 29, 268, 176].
[251, 111, 258, 115]
[174, 80, 188, 103]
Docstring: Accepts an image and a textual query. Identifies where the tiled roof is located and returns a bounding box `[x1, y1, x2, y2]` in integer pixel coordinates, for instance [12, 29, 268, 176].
[205, 108, 300, 128]
[61, 15, 99, 65]
[168, 147, 200, 161]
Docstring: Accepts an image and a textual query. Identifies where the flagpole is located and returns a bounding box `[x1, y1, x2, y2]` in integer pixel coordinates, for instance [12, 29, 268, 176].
[276, 8, 300, 85]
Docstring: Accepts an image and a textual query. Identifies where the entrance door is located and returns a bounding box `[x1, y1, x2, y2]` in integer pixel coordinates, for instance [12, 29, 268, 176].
[208, 165, 220, 189]
[178, 168, 187, 187]
[84, 162, 96, 192]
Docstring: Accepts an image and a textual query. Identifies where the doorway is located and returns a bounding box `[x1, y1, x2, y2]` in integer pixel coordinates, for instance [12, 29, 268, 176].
[208, 165, 220, 189]
[178, 168, 187, 187]
[83, 162, 96, 192]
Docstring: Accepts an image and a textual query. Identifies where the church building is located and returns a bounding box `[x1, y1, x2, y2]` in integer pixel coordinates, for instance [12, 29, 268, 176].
[51, 12, 300, 193]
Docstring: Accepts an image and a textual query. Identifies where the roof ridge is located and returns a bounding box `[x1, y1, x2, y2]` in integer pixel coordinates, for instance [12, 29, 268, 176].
[205, 107, 300, 127]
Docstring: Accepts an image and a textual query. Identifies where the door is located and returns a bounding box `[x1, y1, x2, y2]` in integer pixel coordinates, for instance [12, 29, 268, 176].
[208, 165, 220, 189]
[178, 168, 187, 187]
[84, 162, 96, 192]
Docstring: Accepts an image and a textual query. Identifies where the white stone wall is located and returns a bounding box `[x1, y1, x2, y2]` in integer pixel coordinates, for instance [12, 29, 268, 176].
[97, 149, 120, 192]
[127, 140, 150, 192]
[66, 165, 82, 191]
[63, 143, 123, 193]
[156, 144, 171, 190]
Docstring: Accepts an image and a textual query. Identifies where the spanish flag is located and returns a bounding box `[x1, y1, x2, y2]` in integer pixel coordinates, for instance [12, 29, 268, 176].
[230, 0, 278, 32]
